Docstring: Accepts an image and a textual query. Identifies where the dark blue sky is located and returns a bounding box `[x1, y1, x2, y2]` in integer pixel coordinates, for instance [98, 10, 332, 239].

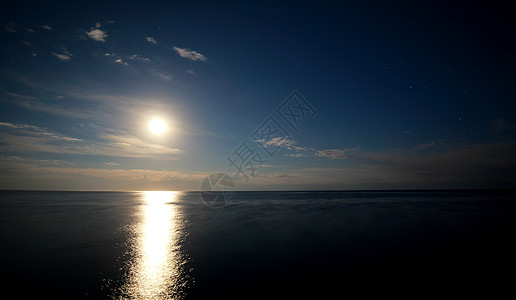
[1, 0, 515, 190]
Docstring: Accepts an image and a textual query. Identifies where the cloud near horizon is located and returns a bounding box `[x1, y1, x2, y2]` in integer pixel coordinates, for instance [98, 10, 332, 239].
[235, 141, 516, 190]
[0, 155, 206, 190]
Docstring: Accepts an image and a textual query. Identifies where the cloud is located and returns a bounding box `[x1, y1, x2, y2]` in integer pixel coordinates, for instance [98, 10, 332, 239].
[19, 100, 91, 118]
[0, 122, 181, 158]
[415, 142, 436, 151]
[127, 54, 151, 62]
[259, 136, 311, 151]
[87, 29, 107, 42]
[86, 23, 107, 42]
[257, 136, 360, 160]
[173, 47, 207, 61]
[237, 141, 516, 190]
[5, 92, 38, 100]
[105, 53, 149, 64]
[0, 155, 73, 167]
[104, 161, 120, 167]
[4, 21, 33, 33]
[52, 52, 72, 61]
[4, 91, 95, 119]
[284, 153, 308, 157]
[186, 69, 195, 74]
[114, 58, 129, 65]
[490, 118, 516, 135]
[315, 148, 360, 159]
[0, 122, 84, 142]
[332, 142, 516, 188]
[40, 24, 53, 31]
[52, 48, 73, 62]
[146, 36, 157, 44]
[260, 136, 295, 148]
[0, 155, 207, 190]
[153, 70, 173, 81]
[4, 21, 17, 33]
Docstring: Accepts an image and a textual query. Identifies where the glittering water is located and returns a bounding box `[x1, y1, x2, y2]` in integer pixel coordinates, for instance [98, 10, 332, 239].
[115, 191, 190, 299]
[0, 190, 515, 298]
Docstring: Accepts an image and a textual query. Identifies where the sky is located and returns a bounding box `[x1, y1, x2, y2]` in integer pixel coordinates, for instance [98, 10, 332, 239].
[1, 0, 515, 190]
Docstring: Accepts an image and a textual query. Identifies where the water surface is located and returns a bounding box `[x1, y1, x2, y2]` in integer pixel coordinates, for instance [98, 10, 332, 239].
[1, 190, 514, 298]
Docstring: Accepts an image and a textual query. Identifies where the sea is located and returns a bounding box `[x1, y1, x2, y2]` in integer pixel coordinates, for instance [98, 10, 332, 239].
[0, 190, 515, 299]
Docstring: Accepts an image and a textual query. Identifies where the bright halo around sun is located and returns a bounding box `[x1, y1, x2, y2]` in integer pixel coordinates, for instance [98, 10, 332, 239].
[149, 118, 167, 135]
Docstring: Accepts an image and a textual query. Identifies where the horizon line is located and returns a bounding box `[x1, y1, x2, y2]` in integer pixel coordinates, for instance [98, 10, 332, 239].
[1, 188, 514, 193]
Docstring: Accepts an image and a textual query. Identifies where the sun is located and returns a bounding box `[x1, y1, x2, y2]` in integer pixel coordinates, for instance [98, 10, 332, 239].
[149, 118, 166, 135]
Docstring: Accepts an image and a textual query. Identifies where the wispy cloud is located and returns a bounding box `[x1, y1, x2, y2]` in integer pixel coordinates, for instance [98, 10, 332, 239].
[86, 22, 107, 42]
[490, 117, 516, 135]
[52, 48, 73, 62]
[5, 92, 38, 100]
[315, 148, 360, 159]
[415, 142, 436, 151]
[259, 136, 312, 152]
[173, 47, 207, 62]
[152, 70, 173, 81]
[347, 142, 516, 188]
[4, 92, 94, 119]
[40, 24, 53, 31]
[104, 161, 120, 167]
[0, 155, 74, 167]
[284, 153, 309, 158]
[0, 156, 207, 190]
[146, 36, 157, 44]
[0, 122, 83, 142]
[258, 136, 359, 160]
[127, 54, 151, 63]
[0, 122, 181, 158]
[4, 21, 17, 33]
[105, 53, 150, 64]
[4, 21, 34, 33]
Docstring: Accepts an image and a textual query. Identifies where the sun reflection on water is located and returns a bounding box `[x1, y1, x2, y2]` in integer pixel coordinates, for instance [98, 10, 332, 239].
[121, 191, 190, 299]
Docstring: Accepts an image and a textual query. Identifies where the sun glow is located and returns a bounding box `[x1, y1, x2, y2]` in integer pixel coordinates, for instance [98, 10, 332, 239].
[149, 118, 166, 135]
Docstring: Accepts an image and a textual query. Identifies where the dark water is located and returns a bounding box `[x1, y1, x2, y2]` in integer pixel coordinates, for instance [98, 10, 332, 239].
[1, 190, 515, 299]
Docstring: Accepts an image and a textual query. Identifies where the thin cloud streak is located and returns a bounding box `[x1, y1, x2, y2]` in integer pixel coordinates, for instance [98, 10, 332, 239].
[0, 122, 181, 158]
[0, 156, 207, 190]
[315, 148, 361, 159]
[52, 48, 73, 61]
[3, 92, 95, 119]
[173, 47, 207, 61]
[40, 24, 53, 31]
